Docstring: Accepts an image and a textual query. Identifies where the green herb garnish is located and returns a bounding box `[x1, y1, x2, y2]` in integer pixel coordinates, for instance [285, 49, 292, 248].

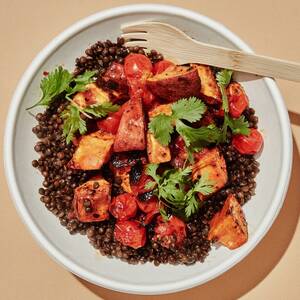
[216, 69, 250, 141]
[26, 66, 96, 110]
[145, 164, 215, 219]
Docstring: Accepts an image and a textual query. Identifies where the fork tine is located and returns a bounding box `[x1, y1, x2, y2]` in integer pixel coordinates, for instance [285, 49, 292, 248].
[121, 32, 147, 42]
[124, 41, 150, 49]
[121, 22, 148, 33]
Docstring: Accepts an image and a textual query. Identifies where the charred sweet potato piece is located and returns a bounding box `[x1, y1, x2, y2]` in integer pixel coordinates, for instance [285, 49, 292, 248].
[73, 178, 111, 222]
[193, 64, 221, 105]
[208, 194, 248, 249]
[113, 98, 146, 152]
[147, 104, 172, 164]
[146, 65, 201, 102]
[192, 148, 227, 199]
[68, 131, 114, 170]
[72, 83, 110, 108]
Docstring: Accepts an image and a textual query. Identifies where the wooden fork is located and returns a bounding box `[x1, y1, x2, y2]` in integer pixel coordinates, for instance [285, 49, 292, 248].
[121, 22, 300, 82]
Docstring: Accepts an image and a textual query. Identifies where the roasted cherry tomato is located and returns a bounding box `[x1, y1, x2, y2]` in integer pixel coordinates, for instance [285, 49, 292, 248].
[124, 53, 152, 79]
[153, 215, 186, 248]
[153, 60, 175, 74]
[96, 103, 125, 134]
[136, 193, 159, 213]
[227, 82, 249, 118]
[114, 220, 146, 249]
[232, 128, 263, 155]
[103, 62, 128, 91]
[131, 170, 154, 195]
[109, 193, 138, 220]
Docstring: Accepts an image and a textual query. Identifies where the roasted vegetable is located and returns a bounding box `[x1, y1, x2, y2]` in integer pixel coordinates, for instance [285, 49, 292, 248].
[208, 194, 248, 249]
[113, 98, 146, 152]
[68, 131, 114, 170]
[147, 104, 172, 164]
[114, 220, 146, 249]
[153, 215, 186, 249]
[193, 64, 221, 105]
[227, 82, 249, 118]
[73, 178, 111, 222]
[109, 193, 138, 220]
[192, 148, 227, 199]
[146, 65, 201, 102]
[72, 83, 110, 108]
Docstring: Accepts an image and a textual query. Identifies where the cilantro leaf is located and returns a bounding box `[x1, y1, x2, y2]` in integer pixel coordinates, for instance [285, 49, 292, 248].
[159, 207, 170, 222]
[216, 69, 233, 86]
[27, 66, 73, 110]
[175, 120, 222, 147]
[172, 97, 207, 123]
[65, 70, 96, 97]
[148, 114, 174, 146]
[145, 164, 161, 184]
[83, 102, 120, 118]
[61, 105, 87, 144]
[184, 172, 215, 218]
[227, 115, 250, 135]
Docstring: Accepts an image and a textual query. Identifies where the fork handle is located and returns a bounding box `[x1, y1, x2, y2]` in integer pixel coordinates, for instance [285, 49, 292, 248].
[180, 41, 300, 82]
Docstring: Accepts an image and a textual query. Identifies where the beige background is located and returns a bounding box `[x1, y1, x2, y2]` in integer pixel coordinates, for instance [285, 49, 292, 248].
[1, 1, 299, 299]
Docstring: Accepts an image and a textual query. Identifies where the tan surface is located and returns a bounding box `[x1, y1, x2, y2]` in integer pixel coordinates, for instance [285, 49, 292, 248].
[1, 0, 299, 299]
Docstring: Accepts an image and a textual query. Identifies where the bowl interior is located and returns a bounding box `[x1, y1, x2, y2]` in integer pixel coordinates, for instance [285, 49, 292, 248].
[8, 6, 289, 295]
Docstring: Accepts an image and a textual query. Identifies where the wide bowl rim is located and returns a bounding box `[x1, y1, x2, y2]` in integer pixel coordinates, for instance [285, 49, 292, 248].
[3, 3, 292, 295]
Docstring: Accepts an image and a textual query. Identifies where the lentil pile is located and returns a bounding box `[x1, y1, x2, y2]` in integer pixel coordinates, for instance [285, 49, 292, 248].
[31, 38, 260, 265]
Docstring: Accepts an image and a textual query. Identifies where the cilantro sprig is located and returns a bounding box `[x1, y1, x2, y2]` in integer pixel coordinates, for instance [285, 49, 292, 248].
[148, 97, 221, 149]
[26, 67, 96, 110]
[216, 69, 250, 141]
[61, 102, 119, 144]
[145, 164, 215, 219]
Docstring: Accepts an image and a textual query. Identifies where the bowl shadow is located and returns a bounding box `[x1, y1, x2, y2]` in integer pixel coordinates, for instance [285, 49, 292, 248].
[74, 135, 300, 300]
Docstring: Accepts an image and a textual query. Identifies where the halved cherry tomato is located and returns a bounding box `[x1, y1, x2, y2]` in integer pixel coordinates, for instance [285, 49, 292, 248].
[232, 128, 263, 155]
[109, 193, 138, 220]
[136, 193, 159, 213]
[153, 60, 175, 74]
[114, 220, 146, 249]
[153, 215, 186, 248]
[227, 82, 249, 118]
[96, 103, 125, 134]
[124, 54, 152, 79]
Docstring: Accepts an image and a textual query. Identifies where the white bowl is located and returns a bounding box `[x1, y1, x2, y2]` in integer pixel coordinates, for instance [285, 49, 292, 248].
[4, 4, 292, 295]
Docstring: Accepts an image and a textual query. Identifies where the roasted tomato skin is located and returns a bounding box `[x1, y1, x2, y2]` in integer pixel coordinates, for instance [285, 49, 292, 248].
[130, 170, 154, 195]
[109, 193, 137, 220]
[97, 104, 124, 134]
[102, 62, 128, 91]
[153, 60, 175, 74]
[153, 216, 186, 248]
[232, 128, 263, 155]
[124, 53, 153, 79]
[114, 220, 146, 249]
[137, 193, 159, 213]
[227, 82, 249, 118]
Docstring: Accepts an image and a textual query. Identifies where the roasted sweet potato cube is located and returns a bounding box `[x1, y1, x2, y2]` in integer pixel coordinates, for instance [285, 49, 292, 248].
[113, 98, 146, 152]
[146, 65, 201, 102]
[68, 131, 114, 170]
[192, 148, 227, 198]
[208, 194, 248, 249]
[72, 83, 110, 108]
[193, 64, 221, 105]
[147, 104, 172, 163]
[73, 178, 111, 222]
[147, 132, 171, 164]
[148, 104, 172, 118]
